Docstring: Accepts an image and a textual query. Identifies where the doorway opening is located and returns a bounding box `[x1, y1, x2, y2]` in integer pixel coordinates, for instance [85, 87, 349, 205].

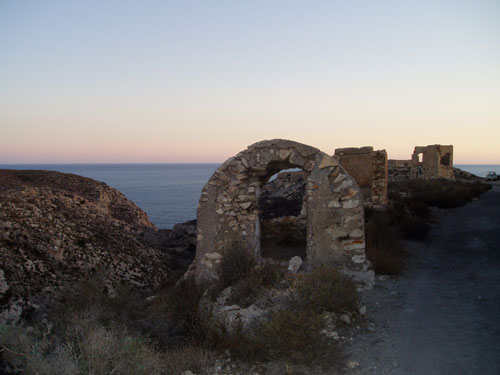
[258, 168, 306, 261]
[440, 153, 451, 167]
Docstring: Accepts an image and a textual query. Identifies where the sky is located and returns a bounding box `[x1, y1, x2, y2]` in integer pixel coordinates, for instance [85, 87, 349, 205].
[1, 0, 499, 164]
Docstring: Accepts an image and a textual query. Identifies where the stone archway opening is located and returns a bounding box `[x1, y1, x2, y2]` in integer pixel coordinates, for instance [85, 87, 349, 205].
[195, 139, 366, 285]
[258, 167, 306, 261]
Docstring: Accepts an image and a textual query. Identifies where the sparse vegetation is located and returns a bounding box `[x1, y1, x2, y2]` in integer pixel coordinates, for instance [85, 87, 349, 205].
[295, 265, 359, 314]
[256, 308, 333, 364]
[389, 178, 491, 209]
[3, 177, 491, 373]
[0, 274, 211, 375]
[365, 178, 491, 275]
[246, 265, 354, 368]
[211, 262, 357, 368]
[1, 259, 359, 373]
[0, 312, 209, 375]
[227, 263, 285, 307]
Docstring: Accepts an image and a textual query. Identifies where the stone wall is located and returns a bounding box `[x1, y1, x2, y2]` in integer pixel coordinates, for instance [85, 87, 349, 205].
[389, 144, 454, 181]
[195, 139, 366, 285]
[334, 147, 388, 208]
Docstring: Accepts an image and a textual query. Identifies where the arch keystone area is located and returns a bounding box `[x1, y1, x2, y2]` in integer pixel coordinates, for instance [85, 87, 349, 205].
[195, 139, 366, 284]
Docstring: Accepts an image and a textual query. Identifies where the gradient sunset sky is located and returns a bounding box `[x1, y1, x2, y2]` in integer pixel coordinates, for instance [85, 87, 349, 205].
[1, 1, 499, 164]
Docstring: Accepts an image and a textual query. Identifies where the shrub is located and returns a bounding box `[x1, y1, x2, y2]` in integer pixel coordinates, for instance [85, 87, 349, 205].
[2, 246, 363, 373]
[256, 308, 336, 365]
[202, 264, 355, 369]
[365, 213, 406, 275]
[163, 345, 212, 375]
[389, 179, 491, 209]
[1, 316, 166, 375]
[227, 264, 285, 307]
[1, 273, 215, 375]
[397, 215, 430, 241]
[1, 306, 212, 375]
[218, 244, 257, 290]
[65, 317, 164, 375]
[295, 265, 359, 314]
[150, 277, 205, 344]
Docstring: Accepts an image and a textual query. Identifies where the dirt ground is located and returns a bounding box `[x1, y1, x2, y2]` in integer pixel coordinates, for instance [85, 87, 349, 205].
[345, 185, 500, 375]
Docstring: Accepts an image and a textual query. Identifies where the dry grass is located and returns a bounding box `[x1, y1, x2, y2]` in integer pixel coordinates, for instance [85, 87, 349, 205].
[213, 265, 357, 368]
[0, 312, 210, 375]
[1, 248, 360, 373]
[0, 274, 212, 375]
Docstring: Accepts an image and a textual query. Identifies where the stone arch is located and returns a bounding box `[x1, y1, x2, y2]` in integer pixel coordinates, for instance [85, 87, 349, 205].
[195, 139, 365, 284]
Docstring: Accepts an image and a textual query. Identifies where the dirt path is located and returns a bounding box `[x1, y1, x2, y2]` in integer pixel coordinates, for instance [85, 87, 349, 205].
[346, 185, 500, 375]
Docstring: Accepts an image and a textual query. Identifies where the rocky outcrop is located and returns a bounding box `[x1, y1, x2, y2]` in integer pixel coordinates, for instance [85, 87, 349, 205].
[144, 220, 197, 273]
[453, 167, 481, 180]
[0, 169, 171, 323]
[259, 171, 306, 220]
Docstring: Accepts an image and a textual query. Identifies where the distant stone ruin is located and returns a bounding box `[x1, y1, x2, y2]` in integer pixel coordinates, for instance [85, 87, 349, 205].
[389, 144, 454, 181]
[195, 139, 365, 285]
[334, 147, 388, 208]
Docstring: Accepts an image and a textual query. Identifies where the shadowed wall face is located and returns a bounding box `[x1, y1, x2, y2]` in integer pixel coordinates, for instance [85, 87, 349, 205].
[195, 139, 366, 285]
[334, 147, 388, 208]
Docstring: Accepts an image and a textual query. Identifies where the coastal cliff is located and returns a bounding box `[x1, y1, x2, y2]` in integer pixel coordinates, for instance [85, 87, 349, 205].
[0, 169, 171, 323]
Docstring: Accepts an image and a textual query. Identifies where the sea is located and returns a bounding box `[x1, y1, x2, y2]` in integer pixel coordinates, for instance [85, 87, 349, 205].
[0, 163, 498, 229]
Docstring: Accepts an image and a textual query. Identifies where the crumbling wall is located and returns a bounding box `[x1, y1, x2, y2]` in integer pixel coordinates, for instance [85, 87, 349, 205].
[389, 144, 454, 181]
[195, 139, 365, 285]
[334, 147, 388, 208]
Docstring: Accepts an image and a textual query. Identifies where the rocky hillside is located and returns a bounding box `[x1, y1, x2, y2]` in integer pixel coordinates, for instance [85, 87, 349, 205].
[0, 169, 173, 323]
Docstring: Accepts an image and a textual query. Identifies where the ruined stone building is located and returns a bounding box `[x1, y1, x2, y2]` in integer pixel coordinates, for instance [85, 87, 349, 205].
[334, 147, 388, 208]
[388, 144, 454, 181]
[195, 139, 366, 285]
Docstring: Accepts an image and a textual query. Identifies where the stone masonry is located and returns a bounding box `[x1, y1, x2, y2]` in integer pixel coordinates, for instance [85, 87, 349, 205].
[388, 144, 454, 181]
[195, 139, 365, 285]
[334, 147, 388, 208]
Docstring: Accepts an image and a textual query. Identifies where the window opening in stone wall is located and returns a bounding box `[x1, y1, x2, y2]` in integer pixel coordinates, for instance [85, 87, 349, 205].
[417, 153, 423, 163]
[258, 169, 306, 261]
[440, 153, 451, 167]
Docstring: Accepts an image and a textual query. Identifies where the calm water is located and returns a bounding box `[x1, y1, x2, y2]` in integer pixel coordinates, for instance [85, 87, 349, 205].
[1, 163, 497, 228]
[0, 164, 219, 229]
[455, 164, 500, 178]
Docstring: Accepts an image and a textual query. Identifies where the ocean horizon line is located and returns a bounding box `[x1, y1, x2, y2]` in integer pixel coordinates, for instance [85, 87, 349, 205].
[1, 162, 498, 166]
[0, 162, 222, 166]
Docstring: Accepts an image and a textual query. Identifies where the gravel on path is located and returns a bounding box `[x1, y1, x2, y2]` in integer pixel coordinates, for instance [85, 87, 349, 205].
[346, 185, 500, 375]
